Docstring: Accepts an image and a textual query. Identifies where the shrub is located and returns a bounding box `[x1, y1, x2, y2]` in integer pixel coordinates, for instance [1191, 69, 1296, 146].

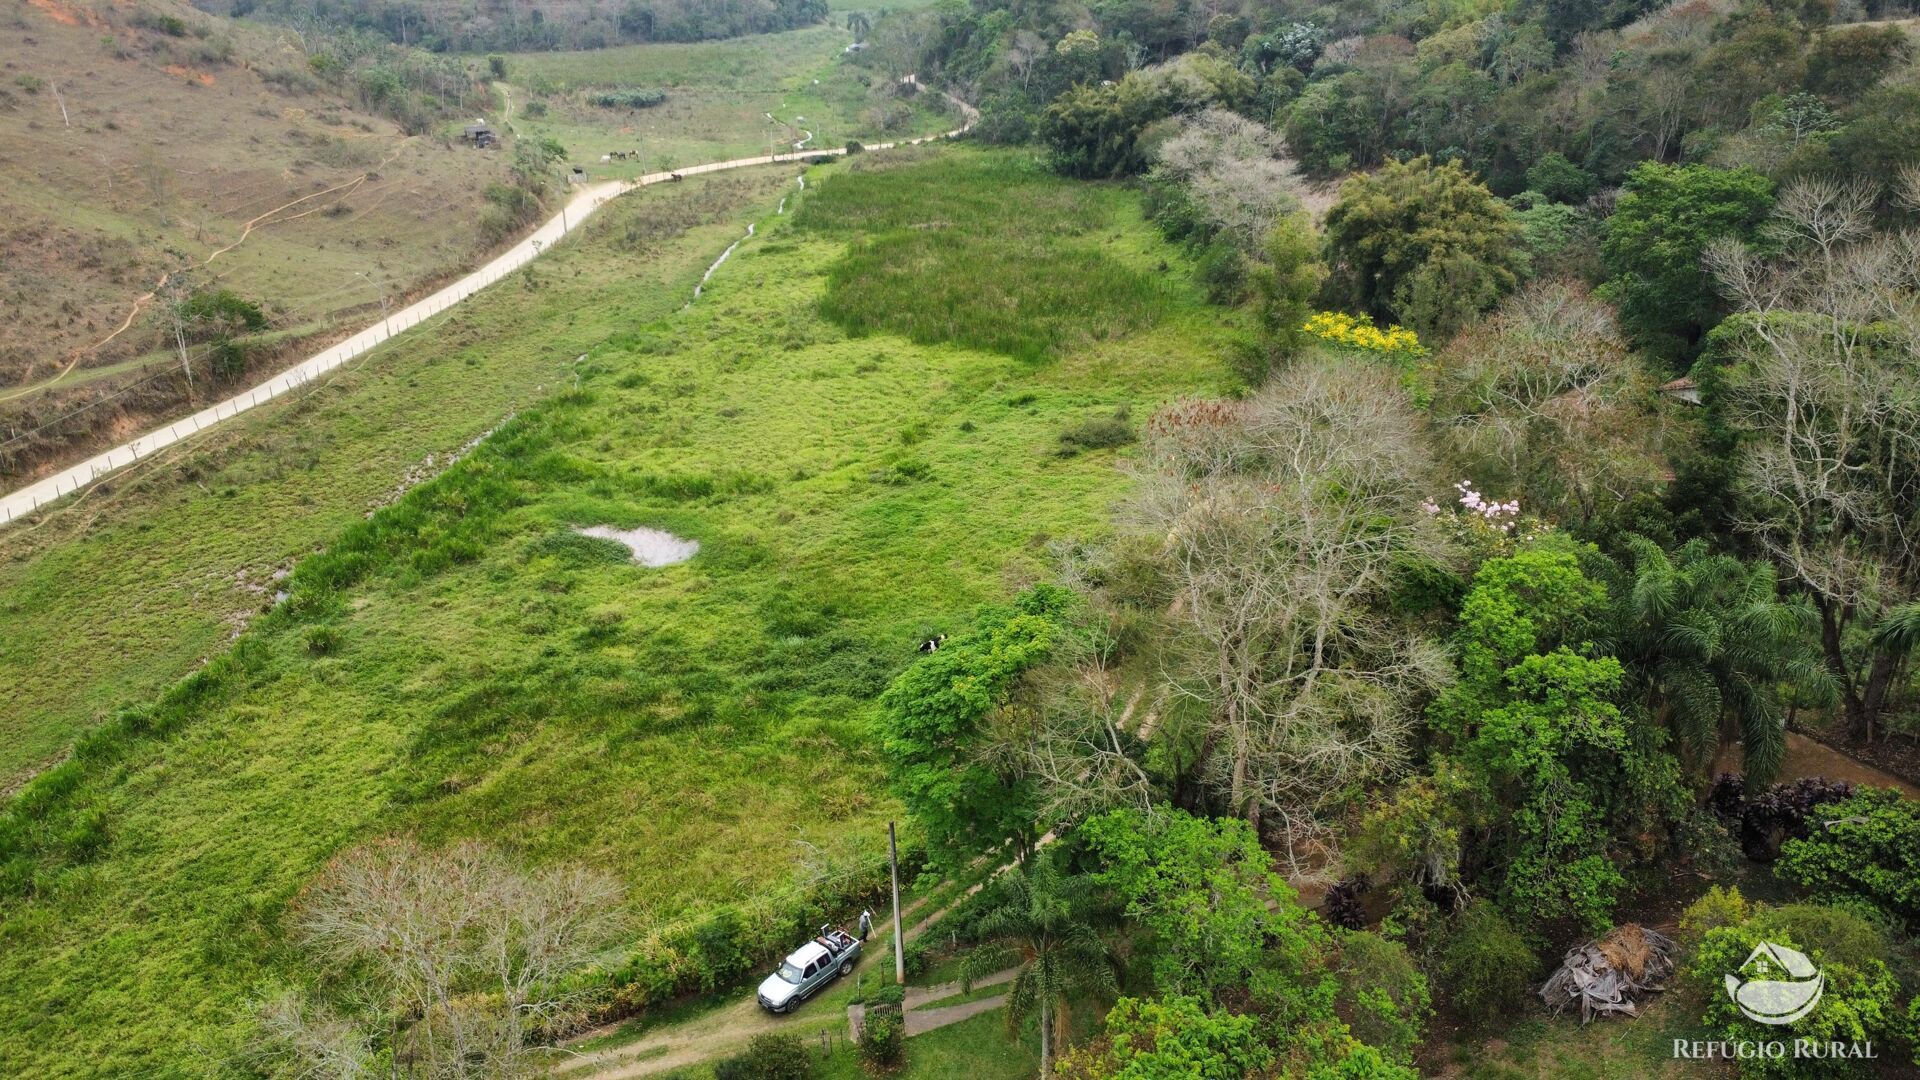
[1686, 903, 1901, 1078]
[1057, 408, 1135, 456]
[1677, 885, 1751, 950]
[865, 983, 906, 1008]
[1332, 931, 1431, 1065]
[1435, 903, 1537, 1027]
[587, 89, 667, 109]
[1776, 788, 1920, 927]
[715, 1033, 813, 1080]
[858, 1007, 904, 1071]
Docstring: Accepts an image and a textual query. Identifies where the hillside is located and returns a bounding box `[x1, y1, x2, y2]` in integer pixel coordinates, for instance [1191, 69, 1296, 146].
[0, 2, 930, 485]
[0, 0, 519, 470]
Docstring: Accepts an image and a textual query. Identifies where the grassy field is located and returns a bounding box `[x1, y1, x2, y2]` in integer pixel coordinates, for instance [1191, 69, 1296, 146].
[499, 26, 957, 181]
[0, 167, 798, 789]
[0, 147, 1232, 1075]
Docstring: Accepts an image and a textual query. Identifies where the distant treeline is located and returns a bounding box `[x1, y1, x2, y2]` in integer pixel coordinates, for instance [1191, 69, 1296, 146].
[588, 88, 667, 108]
[235, 0, 829, 52]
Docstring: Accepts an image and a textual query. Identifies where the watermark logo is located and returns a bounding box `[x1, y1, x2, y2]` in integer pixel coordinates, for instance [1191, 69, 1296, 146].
[1725, 942, 1824, 1025]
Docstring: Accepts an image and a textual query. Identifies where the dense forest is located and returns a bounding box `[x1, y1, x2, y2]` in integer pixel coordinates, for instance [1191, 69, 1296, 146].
[849, 0, 1920, 1074]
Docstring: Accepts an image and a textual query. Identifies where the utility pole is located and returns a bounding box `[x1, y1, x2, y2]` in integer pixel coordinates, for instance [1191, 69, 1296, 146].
[888, 821, 904, 985]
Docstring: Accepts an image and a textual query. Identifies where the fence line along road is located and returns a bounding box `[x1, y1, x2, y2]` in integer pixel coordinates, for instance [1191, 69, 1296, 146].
[0, 108, 974, 531]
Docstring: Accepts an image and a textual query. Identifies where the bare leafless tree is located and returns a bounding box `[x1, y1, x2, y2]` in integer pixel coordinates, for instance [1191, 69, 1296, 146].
[252, 991, 378, 1080]
[290, 839, 625, 1078]
[1705, 177, 1920, 739]
[1151, 108, 1305, 254]
[1115, 362, 1452, 842]
[1428, 281, 1666, 525]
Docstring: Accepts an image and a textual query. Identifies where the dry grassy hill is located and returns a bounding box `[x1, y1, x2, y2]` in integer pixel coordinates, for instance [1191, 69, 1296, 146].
[0, 0, 518, 473]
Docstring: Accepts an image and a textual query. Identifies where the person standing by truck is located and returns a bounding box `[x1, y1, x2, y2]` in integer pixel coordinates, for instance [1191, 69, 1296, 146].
[858, 908, 873, 940]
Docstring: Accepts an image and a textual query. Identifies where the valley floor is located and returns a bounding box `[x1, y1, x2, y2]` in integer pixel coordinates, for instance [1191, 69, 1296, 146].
[0, 146, 1232, 1075]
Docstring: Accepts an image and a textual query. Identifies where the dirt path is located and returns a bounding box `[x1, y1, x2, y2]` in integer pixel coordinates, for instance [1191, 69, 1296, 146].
[0, 94, 978, 530]
[905, 994, 1008, 1037]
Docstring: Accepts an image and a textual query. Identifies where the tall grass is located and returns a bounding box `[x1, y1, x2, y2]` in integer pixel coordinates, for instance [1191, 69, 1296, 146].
[797, 151, 1177, 361]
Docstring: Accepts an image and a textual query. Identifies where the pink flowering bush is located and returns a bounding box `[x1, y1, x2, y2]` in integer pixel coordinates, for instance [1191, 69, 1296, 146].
[1423, 481, 1537, 558]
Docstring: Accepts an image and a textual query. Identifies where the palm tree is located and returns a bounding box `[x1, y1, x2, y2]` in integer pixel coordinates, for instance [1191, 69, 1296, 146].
[960, 858, 1114, 1078]
[1600, 536, 1832, 786]
[846, 11, 871, 42]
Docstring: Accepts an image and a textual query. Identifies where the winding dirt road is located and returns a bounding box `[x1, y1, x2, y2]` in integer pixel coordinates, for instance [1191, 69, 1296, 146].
[0, 97, 975, 529]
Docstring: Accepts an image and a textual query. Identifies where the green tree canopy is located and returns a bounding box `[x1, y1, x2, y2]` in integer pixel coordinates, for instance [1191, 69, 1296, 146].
[1597, 162, 1774, 363]
[1322, 157, 1523, 340]
[878, 586, 1071, 868]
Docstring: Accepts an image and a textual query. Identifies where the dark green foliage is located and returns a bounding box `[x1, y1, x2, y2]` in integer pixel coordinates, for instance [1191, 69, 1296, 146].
[1598, 163, 1775, 362]
[858, 1007, 905, 1070]
[1040, 76, 1175, 180]
[588, 88, 668, 109]
[1598, 536, 1822, 786]
[1804, 25, 1914, 104]
[1431, 537, 1687, 931]
[1322, 157, 1523, 340]
[877, 586, 1071, 869]
[715, 1033, 814, 1080]
[1524, 152, 1595, 204]
[1776, 788, 1920, 927]
[1686, 902, 1902, 1078]
[1436, 902, 1538, 1027]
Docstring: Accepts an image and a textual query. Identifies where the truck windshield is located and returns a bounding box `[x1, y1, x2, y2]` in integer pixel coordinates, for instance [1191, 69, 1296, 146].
[777, 962, 803, 984]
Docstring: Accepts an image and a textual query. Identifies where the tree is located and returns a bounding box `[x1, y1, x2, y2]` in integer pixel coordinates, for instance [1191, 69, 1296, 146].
[1119, 363, 1449, 837]
[1041, 74, 1173, 179]
[1322, 157, 1524, 340]
[846, 10, 870, 43]
[961, 855, 1116, 1078]
[879, 587, 1071, 869]
[1598, 162, 1774, 362]
[1703, 175, 1920, 740]
[1148, 108, 1303, 253]
[1431, 537, 1684, 932]
[289, 839, 624, 1078]
[1054, 997, 1271, 1080]
[1082, 808, 1317, 998]
[1426, 282, 1664, 526]
[1243, 212, 1325, 381]
[1599, 537, 1826, 786]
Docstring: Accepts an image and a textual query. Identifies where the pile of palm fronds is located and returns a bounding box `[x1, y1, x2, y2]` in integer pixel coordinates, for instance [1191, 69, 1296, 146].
[1539, 924, 1675, 1023]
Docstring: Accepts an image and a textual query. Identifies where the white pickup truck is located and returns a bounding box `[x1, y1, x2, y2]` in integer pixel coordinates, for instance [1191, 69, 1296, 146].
[755, 927, 862, 1013]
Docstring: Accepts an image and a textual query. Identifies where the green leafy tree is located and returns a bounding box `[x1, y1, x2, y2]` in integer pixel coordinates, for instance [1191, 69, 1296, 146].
[879, 586, 1072, 869]
[1524, 152, 1595, 204]
[1040, 74, 1173, 179]
[1776, 788, 1920, 927]
[1687, 903, 1903, 1078]
[1054, 996, 1272, 1080]
[1597, 162, 1774, 362]
[1322, 157, 1523, 340]
[962, 855, 1116, 1078]
[1082, 808, 1319, 998]
[1599, 537, 1827, 786]
[1432, 537, 1683, 931]
[1242, 211, 1326, 383]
